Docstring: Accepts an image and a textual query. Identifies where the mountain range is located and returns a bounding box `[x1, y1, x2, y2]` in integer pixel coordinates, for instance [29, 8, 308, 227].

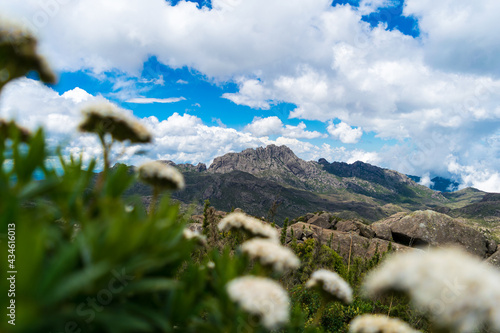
[125, 144, 500, 236]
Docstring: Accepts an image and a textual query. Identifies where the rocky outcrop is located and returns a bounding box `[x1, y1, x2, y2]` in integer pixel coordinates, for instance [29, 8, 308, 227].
[486, 247, 500, 269]
[286, 222, 410, 263]
[208, 145, 344, 192]
[371, 223, 392, 241]
[373, 210, 494, 258]
[335, 220, 375, 238]
[308, 212, 335, 229]
[160, 160, 207, 172]
[318, 158, 446, 202]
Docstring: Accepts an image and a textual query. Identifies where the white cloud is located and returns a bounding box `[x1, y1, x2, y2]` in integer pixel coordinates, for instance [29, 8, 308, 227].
[447, 156, 500, 193]
[404, 0, 500, 77]
[243, 116, 324, 139]
[0, 78, 377, 172]
[418, 172, 434, 188]
[327, 121, 363, 144]
[2, 1, 500, 190]
[125, 97, 185, 104]
[243, 116, 283, 137]
[222, 79, 271, 109]
[62, 87, 92, 103]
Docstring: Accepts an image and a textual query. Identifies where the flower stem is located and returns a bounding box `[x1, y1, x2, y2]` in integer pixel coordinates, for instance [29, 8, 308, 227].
[312, 300, 326, 327]
[149, 186, 159, 215]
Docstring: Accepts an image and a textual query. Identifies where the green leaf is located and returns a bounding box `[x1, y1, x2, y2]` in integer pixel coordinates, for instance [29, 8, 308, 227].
[124, 278, 180, 294]
[48, 262, 110, 304]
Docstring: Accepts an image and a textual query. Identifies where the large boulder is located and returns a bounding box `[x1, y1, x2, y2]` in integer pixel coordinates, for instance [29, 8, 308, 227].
[374, 210, 490, 257]
[308, 213, 334, 229]
[287, 222, 410, 263]
[371, 223, 392, 241]
[335, 220, 375, 238]
[486, 246, 500, 269]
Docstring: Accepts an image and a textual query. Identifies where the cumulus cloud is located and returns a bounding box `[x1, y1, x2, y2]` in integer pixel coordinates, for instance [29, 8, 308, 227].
[1, 1, 500, 190]
[418, 172, 434, 188]
[0, 79, 372, 169]
[327, 121, 363, 144]
[222, 80, 271, 109]
[404, 0, 500, 77]
[243, 116, 283, 137]
[243, 116, 325, 139]
[447, 156, 500, 192]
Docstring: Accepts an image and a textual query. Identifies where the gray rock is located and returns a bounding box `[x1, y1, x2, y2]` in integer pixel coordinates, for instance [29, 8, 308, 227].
[207, 144, 344, 192]
[336, 220, 375, 238]
[308, 213, 333, 229]
[378, 210, 489, 257]
[486, 249, 500, 269]
[288, 222, 411, 263]
[487, 239, 498, 255]
[371, 222, 393, 241]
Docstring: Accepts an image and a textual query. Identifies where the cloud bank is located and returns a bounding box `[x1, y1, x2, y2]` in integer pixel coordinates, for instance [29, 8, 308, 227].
[1, 0, 500, 191]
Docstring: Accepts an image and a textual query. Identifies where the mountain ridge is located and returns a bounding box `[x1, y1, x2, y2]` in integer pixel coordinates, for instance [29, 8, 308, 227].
[123, 144, 498, 230]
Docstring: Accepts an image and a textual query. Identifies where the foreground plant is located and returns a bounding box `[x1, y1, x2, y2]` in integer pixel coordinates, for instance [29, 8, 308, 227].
[363, 247, 500, 333]
[349, 314, 420, 333]
[0, 20, 55, 91]
[226, 276, 290, 331]
[79, 102, 152, 174]
[240, 238, 300, 274]
[306, 269, 353, 326]
[218, 212, 279, 243]
[138, 160, 185, 212]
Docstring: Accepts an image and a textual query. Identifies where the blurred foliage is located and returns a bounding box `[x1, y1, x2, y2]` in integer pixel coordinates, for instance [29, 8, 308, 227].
[0, 123, 432, 333]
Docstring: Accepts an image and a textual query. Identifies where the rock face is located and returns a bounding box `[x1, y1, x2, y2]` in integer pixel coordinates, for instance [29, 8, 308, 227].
[373, 210, 492, 257]
[336, 220, 375, 238]
[159, 160, 206, 172]
[486, 247, 500, 269]
[308, 213, 335, 229]
[318, 158, 446, 201]
[286, 222, 411, 263]
[208, 145, 343, 192]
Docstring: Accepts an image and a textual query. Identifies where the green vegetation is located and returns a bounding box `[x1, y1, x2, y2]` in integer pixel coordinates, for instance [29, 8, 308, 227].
[0, 124, 434, 332]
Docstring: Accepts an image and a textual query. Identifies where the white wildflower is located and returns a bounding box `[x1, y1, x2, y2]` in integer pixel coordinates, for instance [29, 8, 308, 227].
[241, 238, 300, 273]
[79, 102, 152, 143]
[306, 269, 352, 304]
[363, 247, 500, 333]
[218, 212, 279, 242]
[0, 20, 55, 90]
[226, 276, 290, 330]
[207, 261, 215, 269]
[0, 119, 31, 141]
[349, 315, 420, 333]
[183, 228, 206, 245]
[138, 161, 185, 191]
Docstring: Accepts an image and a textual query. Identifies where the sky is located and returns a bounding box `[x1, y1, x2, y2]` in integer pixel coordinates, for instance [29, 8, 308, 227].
[1, 0, 500, 192]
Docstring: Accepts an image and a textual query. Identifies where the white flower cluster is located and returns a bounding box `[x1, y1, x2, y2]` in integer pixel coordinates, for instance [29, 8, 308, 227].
[138, 161, 185, 191]
[349, 315, 420, 333]
[183, 228, 207, 246]
[218, 212, 279, 242]
[0, 20, 55, 90]
[240, 238, 300, 273]
[363, 247, 500, 333]
[306, 269, 352, 304]
[226, 276, 290, 330]
[79, 102, 152, 143]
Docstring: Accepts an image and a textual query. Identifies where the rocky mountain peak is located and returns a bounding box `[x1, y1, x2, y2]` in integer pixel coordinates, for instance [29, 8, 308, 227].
[208, 144, 304, 174]
[208, 144, 343, 191]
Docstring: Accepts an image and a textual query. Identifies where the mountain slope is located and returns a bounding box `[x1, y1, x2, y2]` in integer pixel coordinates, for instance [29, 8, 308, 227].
[123, 144, 498, 226]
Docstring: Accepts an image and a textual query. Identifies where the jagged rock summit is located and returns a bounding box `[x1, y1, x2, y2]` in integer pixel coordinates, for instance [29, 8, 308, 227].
[208, 145, 343, 191]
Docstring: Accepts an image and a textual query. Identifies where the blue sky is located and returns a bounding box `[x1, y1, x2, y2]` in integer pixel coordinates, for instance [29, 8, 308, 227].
[2, 0, 500, 192]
